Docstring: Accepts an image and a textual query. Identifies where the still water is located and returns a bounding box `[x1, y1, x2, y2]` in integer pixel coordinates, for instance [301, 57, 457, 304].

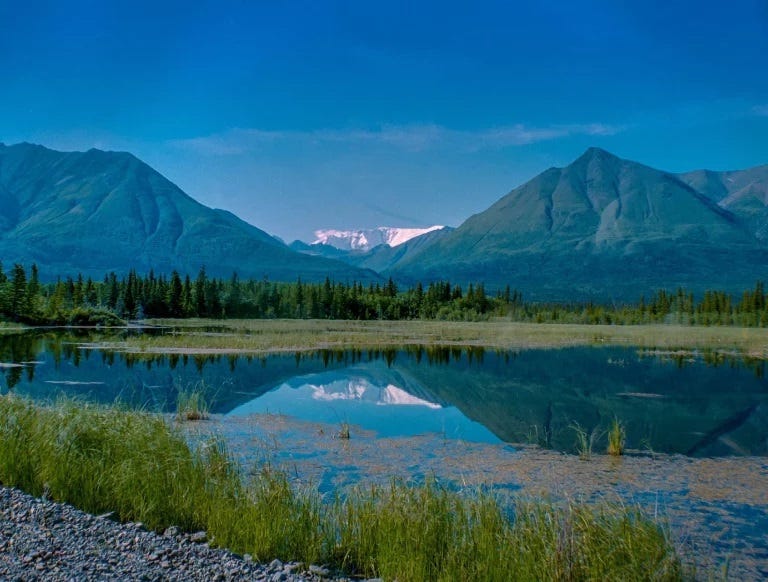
[1, 329, 766, 457]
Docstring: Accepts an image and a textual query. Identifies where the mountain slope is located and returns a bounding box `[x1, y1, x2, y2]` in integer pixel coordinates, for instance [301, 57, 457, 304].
[387, 148, 768, 299]
[678, 164, 768, 241]
[0, 143, 378, 282]
[347, 227, 454, 272]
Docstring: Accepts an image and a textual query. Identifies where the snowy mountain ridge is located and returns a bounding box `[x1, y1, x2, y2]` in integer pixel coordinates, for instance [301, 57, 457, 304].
[312, 226, 445, 251]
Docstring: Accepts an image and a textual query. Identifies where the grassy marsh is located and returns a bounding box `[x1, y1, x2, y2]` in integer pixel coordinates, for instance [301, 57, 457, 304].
[0, 396, 683, 581]
[92, 318, 768, 358]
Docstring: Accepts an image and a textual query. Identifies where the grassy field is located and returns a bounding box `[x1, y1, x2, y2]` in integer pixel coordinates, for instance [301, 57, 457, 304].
[98, 318, 768, 357]
[0, 395, 683, 581]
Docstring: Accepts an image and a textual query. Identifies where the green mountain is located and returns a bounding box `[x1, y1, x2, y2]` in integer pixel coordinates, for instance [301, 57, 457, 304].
[0, 143, 378, 282]
[678, 165, 768, 241]
[386, 148, 768, 299]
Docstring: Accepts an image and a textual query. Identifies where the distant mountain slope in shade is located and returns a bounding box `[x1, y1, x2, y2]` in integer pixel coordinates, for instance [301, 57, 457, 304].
[385, 148, 768, 299]
[0, 143, 379, 282]
[678, 165, 768, 241]
[289, 240, 352, 260]
[312, 225, 446, 251]
[347, 227, 454, 272]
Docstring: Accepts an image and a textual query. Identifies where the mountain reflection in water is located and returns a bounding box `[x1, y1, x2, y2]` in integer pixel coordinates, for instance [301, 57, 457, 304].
[227, 364, 500, 442]
[1, 330, 767, 456]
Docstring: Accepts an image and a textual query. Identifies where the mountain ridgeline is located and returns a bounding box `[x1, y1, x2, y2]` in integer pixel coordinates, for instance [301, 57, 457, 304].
[0, 143, 377, 283]
[369, 148, 768, 299]
[1, 142, 767, 300]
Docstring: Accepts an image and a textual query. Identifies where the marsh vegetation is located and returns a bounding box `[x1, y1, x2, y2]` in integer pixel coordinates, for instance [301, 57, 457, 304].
[0, 396, 683, 581]
[98, 319, 768, 359]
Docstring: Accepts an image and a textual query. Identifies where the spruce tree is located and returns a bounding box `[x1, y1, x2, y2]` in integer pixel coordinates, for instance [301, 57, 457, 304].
[10, 264, 27, 319]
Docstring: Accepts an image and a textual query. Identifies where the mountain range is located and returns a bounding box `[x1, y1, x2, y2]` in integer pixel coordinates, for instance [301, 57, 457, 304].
[1, 142, 767, 299]
[300, 147, 767, 299]
[0, 143, 377, 282]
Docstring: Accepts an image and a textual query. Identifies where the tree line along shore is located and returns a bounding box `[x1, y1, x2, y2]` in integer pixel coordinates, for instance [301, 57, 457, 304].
[1, 261, 768, 327]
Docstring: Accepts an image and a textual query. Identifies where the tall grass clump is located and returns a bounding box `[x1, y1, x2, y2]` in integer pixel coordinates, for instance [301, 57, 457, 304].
[0, 396, 683, 581]
[176, 385, 210, 421]
[337, 421, 351, 439]
[570, 421, 600, 460]
[607, 417, 627, 456]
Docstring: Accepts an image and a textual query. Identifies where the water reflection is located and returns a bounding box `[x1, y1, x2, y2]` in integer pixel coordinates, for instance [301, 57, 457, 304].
[1, 330, 766, 456]
[228, 363, 500, 443]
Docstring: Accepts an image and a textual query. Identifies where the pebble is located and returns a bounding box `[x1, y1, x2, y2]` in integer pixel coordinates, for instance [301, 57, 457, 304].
[0, 486, 358, 581]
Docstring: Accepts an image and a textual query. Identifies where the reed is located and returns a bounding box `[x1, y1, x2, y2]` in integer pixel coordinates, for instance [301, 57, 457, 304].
[176, 385, 210, 421]
[607, 418, 627, 456]
[571, 422, 600, 460]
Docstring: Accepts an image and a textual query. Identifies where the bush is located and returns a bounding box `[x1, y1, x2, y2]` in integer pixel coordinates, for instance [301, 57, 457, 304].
[66, 307, 125, 327]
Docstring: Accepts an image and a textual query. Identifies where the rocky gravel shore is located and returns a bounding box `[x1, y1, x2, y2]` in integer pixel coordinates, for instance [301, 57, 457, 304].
[0, 487, 364, 582]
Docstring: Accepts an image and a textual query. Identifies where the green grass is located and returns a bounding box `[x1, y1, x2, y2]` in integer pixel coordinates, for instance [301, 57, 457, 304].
[608, 418, 627, 456]
[176, 385, 210, 421]
[0, 396, 210, 531]
[337, 421, 351, 439]
[96, 318, 768, 359]
[571, 422, 600, 460]
[0, 396, 684, 581]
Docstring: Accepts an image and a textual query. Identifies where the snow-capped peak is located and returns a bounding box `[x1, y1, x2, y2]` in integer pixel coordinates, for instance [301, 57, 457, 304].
[312, 226, 444, 251]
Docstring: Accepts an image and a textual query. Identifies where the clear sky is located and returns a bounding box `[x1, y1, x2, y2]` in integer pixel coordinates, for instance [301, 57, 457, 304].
[2, 0, 767, 242]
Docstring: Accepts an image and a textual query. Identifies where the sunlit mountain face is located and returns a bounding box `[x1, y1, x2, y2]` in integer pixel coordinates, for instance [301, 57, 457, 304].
[311, 226, 446, 251]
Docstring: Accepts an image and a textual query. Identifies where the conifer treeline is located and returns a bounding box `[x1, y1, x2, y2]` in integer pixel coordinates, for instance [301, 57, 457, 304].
[1, 261, 768, 327]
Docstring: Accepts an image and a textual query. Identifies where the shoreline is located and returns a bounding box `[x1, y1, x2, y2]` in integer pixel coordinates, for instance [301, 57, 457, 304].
[0, 486, 346, 581]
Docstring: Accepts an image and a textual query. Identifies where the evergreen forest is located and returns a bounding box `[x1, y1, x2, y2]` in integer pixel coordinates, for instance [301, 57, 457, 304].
[1, 262, 767, 327]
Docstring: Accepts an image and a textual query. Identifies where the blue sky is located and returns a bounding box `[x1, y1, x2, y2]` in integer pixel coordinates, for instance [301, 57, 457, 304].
[1, 0, 767, 242]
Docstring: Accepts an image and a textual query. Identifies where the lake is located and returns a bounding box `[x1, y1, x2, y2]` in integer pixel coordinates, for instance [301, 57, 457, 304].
[1, 328, 766, 457]
[1, 327, 767, 577]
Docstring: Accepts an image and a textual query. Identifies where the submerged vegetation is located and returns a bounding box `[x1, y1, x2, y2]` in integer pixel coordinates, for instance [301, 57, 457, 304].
[0, 396, 683, 581]
[3, 261, 768, 327]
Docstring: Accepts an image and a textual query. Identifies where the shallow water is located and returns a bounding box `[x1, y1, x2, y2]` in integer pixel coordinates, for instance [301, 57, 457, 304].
[1, 329, 766, 456]
[184, 413, 768, 580]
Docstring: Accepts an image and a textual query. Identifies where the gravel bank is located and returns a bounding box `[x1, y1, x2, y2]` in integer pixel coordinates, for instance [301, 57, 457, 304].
[0, 487, 362, 582]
